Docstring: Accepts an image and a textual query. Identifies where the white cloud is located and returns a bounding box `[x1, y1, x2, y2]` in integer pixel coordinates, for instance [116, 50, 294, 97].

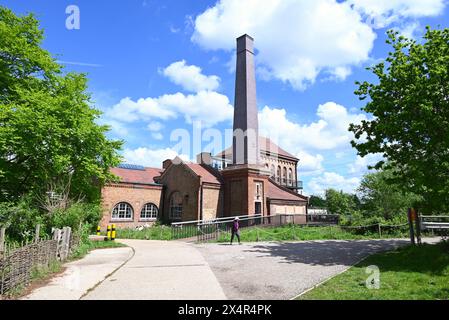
[105, 91, 233, 128]
[192, 0, 376, 90]
[161, 60, 221, 92]
[123, 147, 189, 168]
[191, 0, 446, 90]
[308, 172, 361, 195]
[259, 102, 368, 152]
[147, 121, 164, 132]
[349, 0, 446, 23]
[348, 154, 384, 174]
[296, 150, 324, 176]
[151, 132, 164, 141]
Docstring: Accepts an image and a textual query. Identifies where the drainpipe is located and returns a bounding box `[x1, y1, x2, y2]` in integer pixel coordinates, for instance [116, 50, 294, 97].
[199, 183, 204, 221]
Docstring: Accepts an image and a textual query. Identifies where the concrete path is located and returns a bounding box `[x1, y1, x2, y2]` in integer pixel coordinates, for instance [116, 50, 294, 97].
[22, 237, 441, 300]
[195, 238, 440, 300]
[22, 247, 133, 300]
[83, 240, 227, 300]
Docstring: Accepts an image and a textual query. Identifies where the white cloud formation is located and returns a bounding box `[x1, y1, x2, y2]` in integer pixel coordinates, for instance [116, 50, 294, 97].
[105, 91, 233, 127]
[192, 0, 375, 90]
[123, 147, 190, 168]
[259, 102, 368, 152]
[161, 60, 221, 92]
[147, 121, 164, 132]
[191, 0, 446, 90]
[308, 172, 361, 195]
[349, 0, 445, 24]
[151, 132, 164, 141]
[296, 150, 324, 177]
[348, 153, 384, 174]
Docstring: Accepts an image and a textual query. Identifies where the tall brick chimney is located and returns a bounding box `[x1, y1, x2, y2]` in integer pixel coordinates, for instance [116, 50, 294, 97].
[233, 34, 260, 165]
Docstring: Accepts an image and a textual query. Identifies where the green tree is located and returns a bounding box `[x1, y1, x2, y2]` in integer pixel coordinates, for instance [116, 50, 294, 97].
[325, 189, 360, 215]
[358, 169, 421, 221]
[350, 27, 449, 213]
[309, 195, 327, 208]
[0, 6, 122, 203]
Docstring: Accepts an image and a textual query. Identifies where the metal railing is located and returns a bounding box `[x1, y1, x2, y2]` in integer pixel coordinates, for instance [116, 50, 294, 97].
[172, 213, 341, 242]
[419, 215, 449, 232]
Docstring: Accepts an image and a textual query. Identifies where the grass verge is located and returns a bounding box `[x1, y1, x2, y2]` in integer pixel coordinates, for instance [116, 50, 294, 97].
[70, 239, 127, 260]
[115, 226, 172, 241]
[299, 241, 449, 300]
[217, 225, 408, 243]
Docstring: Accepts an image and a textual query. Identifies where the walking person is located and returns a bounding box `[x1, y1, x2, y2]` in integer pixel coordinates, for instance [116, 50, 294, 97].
[230, 217, 241, 245]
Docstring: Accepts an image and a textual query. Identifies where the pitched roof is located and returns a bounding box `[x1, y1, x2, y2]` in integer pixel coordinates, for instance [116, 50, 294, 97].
[267, 179, 308, 202]
[216, 136, 298, 161]
[110, 166, 163, 185]
[185, 163, 222, 185]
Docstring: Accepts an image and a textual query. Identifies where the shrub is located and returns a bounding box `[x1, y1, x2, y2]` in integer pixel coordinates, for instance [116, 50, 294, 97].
[0, 198, 45, 242]
[50, 202, 101, 232]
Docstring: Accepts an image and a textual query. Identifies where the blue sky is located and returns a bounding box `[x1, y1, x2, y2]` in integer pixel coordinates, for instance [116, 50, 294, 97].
[3, 0, 448, 195]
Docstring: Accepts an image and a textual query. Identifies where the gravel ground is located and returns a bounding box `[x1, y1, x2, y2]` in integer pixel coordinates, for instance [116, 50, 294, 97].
[195, 239, 438, 300]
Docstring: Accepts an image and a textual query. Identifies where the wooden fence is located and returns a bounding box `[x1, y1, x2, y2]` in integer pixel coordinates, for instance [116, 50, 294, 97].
[0, 226, 80, 297]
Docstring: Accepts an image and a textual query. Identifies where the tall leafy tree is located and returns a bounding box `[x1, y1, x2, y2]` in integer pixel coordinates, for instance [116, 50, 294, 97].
[350, 27, 449, 213]
[358, 169, 421, 220]
[325, 189, 360, 215]
[0, 6, 122, 203]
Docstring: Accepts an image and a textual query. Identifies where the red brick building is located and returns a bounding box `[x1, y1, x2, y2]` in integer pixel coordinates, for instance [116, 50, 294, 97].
[100, 35, 308, 229]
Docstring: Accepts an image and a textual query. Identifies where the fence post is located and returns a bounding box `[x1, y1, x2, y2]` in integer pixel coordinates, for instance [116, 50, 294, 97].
[415, 211, 422, 245]
[378, 224, 382, 238]
[407, 208, 416, 246]
[34, 224, 41, 244]
[63, 227, 72, 261]
[0, 227, 5, 256]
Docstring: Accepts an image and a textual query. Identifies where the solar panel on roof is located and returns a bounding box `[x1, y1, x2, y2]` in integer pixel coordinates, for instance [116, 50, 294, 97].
[118, 164, 146, 171]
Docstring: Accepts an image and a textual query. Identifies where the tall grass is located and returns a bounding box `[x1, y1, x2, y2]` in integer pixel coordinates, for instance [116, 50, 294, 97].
[217, 224, 410, 243]
[115, 225, 173, 241]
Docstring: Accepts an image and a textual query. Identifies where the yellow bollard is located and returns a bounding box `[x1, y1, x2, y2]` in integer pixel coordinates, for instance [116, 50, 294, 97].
[96, 226, 101, 236]
[111, 224, 116, 241]
[106, 225, 111, 240]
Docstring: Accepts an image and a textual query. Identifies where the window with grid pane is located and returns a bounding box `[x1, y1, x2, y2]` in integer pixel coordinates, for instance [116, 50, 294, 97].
[112, 202, 133, 220]
[140, 203, 158, 220]
[170, 192, 183, 220]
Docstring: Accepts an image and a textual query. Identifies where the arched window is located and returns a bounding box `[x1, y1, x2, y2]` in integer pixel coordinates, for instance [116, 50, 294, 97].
[283, 167, 287, 185]
[277, 166, 281, 183]
[170, 192, 183, 220]
[271, 165, 276, 179]
[112, 202, 133, 220]
[288, 168, 293, 186]
[140, 203, 158, 220]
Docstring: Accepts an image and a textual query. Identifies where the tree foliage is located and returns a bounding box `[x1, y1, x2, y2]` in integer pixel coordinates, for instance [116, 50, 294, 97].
[0, 6, 123, 203]
[358, 169, 421, 220]
[325, 189, 360, 216]
[350, 27, 449, 213]
[308, 195, 327, 208]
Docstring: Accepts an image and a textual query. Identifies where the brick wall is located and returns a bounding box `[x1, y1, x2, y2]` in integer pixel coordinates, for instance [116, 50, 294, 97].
[159, 163, 200, 222]
[100, 184, 163, 230]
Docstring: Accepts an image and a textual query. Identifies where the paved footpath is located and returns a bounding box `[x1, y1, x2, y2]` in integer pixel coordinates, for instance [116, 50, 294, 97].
[22, 247, 133, 300]
[23, 238, 440, 300]
[83, 240, 227, 300]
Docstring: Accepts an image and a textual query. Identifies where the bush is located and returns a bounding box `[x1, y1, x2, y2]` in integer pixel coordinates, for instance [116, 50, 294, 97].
[0, 198, 45, 242]
[50, 202, 102, 232]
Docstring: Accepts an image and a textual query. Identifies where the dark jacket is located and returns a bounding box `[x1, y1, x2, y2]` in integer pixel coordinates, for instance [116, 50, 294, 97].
[232, 220, 240, 232]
